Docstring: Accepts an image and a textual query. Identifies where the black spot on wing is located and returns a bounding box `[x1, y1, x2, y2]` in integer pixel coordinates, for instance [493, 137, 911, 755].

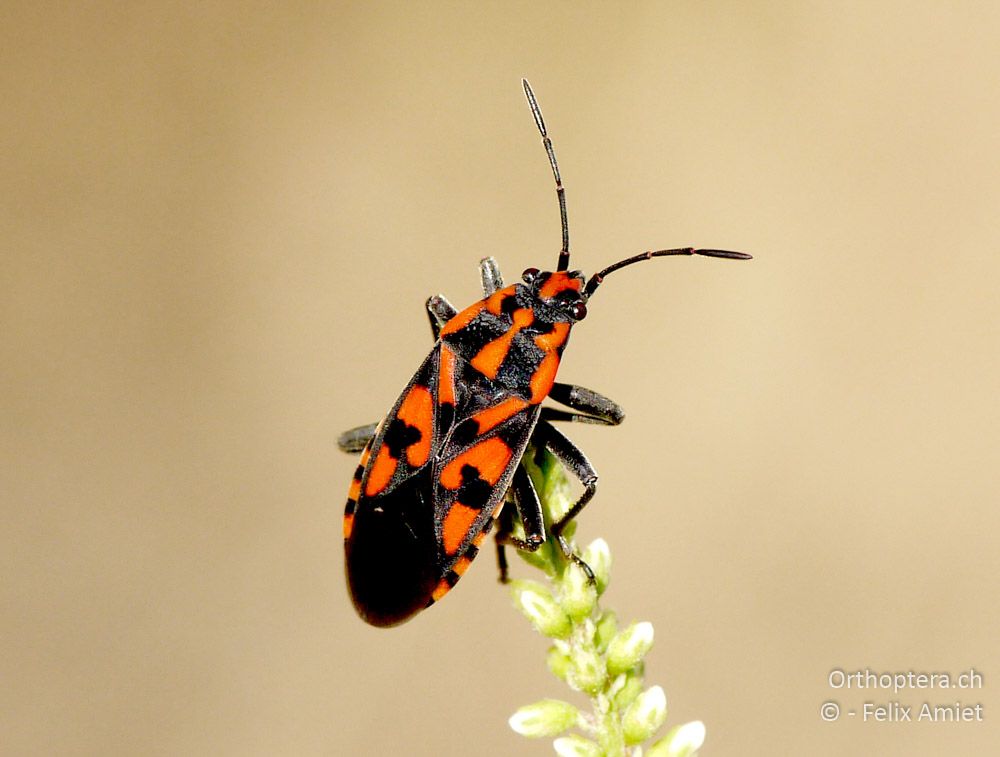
[456, 463, 492, 509]
[382, 417, 423, 459]
[451, 417, 481, 447]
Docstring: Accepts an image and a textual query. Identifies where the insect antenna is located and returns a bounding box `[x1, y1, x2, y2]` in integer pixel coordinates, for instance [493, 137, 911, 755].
[584, 247, 752, 297]
[522, 79, 570, 271]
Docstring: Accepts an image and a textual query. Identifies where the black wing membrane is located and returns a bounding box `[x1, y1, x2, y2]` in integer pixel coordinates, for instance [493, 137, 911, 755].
[346, 463, 440, 626]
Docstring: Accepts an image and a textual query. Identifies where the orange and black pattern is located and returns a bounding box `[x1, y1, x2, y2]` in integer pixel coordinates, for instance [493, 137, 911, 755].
[343, 274, 584, 627]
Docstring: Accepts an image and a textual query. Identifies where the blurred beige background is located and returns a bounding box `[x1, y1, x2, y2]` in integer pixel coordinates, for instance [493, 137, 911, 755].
[3, 2, 998, 755]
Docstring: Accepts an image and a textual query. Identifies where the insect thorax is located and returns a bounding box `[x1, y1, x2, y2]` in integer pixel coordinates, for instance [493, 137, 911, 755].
[440, 283, 573, 402]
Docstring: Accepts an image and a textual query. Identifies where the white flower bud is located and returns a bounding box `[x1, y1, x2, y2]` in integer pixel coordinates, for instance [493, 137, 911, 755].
[606, 621, 654, 675]
[511, 580, 571, 639]
[560, 562, 597, 620]
[622, 685, 668, 745]
[508, 699, 579, 738]
[647, 720, 706, 757]
[553, 734, 602, 757]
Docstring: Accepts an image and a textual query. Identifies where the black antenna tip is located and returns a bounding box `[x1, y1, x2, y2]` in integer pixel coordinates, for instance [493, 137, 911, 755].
[521, 79, 546, 137]
[695, 249, 753, 260]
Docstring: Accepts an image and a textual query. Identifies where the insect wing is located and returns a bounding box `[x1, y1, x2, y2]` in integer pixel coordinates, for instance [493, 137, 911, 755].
[425, 398, 540, 607]
[344, 341, 541, 625]
[344, 347, 446, 627]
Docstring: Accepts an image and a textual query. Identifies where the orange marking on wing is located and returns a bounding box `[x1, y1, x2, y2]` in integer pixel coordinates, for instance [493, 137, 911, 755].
[472, 531, 488, 548]
[534, 321, 570, 352]
[348, 478, 361, 501]
[539, 271, 583, 300]
[438, 346, 456, 406]
[452, 555, 473, 576]
[440, 437, 513, 489]
[471, 397, 529, 434]
[342, 513, 354, 539]
[364, 445, 397, 496]
[529, 352, 560, 404]
[440, 300, 485, 336]
[431, 578, 452, 601]
[397, 385, 433, 467]
[442, 501, 481, 555]
[470, 308, 534, 379]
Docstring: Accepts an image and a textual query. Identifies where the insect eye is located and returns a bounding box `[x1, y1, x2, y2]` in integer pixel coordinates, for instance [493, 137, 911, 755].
[570, 301, 587, 320]
[521, 267, 540, 284]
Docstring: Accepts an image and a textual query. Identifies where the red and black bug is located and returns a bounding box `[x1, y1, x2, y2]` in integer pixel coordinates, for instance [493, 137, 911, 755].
[339, 80, 750, 627]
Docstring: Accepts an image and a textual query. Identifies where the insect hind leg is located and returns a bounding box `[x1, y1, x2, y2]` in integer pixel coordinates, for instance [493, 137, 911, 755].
[494, 464, 546, 583]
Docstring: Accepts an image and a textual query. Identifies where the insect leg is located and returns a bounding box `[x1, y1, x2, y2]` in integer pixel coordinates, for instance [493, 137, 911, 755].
[337, 423, 378, 453]
[494, 498, 514, 583]
[541, 382, 626, 426]
[511, 463, 546, 546]
[479, 256, 504, 296]
[426, 294, 458, 340]
[494, 465, 546, 582]
[536, 421, 598, 583]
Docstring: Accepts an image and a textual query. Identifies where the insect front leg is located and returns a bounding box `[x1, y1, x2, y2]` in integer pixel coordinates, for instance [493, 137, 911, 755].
[426, 294, 458, 340]
[535, 420, 599, 583]
[540, 382, 625, 426]
[337, 423, 378, 453]
[494, 464, 546, 583]
[479, 256, 504, 295]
